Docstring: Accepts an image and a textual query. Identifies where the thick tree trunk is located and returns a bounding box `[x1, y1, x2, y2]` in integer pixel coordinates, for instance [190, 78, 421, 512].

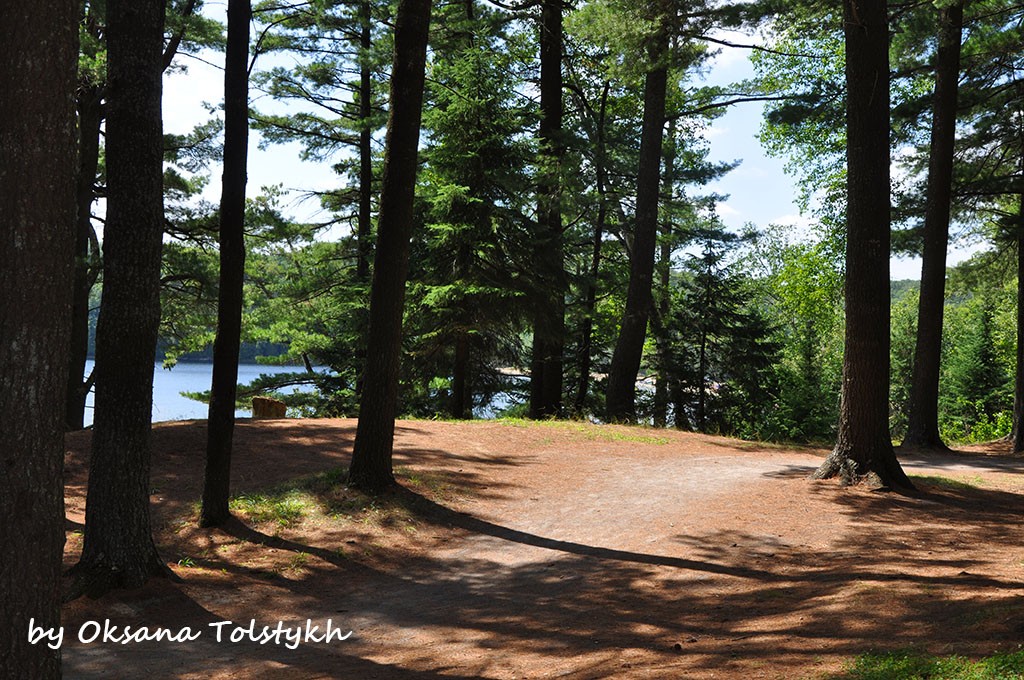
[0, 2, 77, 674]
[529, 0, 565, 419]
[202, 0, 251, 528]
[605, 21, 670, 423]
[573, 82, 610, 413]
[66, 84, 103, 431]
[348, 0, 432, 493]
[70, 0, 172, 595]
[812, 0, 913, 490]
[901, 0, 963, 452]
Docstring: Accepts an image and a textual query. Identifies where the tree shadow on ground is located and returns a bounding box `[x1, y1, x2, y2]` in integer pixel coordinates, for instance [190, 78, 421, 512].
[61, 421, 1024, 678]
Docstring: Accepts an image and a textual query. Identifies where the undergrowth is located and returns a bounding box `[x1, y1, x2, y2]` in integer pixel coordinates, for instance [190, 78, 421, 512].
[829, 649, 1024, 679]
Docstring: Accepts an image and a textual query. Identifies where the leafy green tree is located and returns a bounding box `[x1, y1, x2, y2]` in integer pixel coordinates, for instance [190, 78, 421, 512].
[663, 229, 780, 435]
[748, 229, 844, 441]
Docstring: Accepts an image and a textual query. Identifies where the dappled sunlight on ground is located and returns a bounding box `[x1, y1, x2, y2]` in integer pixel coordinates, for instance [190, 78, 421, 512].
[62, 420, 1024, 678]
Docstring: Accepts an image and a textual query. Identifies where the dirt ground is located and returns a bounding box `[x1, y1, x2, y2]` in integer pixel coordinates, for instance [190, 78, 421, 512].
[59, 419, 1024, 679]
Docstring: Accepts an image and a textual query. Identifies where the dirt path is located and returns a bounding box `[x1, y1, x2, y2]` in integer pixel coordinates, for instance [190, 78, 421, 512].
[60, 420, 1024, 679]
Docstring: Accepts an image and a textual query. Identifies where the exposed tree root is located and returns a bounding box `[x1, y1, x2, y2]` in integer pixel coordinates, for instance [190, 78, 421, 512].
[64, 553, 180, 602]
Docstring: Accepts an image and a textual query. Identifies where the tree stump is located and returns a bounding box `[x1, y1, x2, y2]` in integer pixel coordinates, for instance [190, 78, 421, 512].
[252, 396, 286, 419]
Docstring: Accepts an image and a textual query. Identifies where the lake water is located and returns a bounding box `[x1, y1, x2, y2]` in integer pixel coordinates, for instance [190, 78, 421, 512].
[82, 361, 316, 427]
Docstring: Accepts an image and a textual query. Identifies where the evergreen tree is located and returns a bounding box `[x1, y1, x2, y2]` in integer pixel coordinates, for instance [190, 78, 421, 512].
[412, 1, 533, 419]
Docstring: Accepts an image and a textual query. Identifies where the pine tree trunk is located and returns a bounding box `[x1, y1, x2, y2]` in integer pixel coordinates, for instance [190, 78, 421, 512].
[652, 124, 677, 428]
[574, 82, 610, 413]
[451, 332, 470, 419]
[529, 0, 565, 419]
[66, 85, 103, 431]
[348, 0, 432, 493]
[70, 0, 172, 595]
[357, 0, 373, 283]
[202, 0, 251, 528]
[812, 0, 913, 490]
[0, 1, 77, 674]
[901, 0, 963, 452]
[605, 16, 670, 423]
[1013, 195, 1024, 452]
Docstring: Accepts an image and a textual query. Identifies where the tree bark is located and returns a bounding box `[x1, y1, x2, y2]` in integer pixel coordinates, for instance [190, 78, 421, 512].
[0, 1, 77, 674]
[66, 83, 103, 432]
[451, 332, 471, 419]
[348, 0, 432, 493]
[812, 0, 913, 490]
[574, 82, 610, 414]
[202, 0, 251, 528]
[605, 10, 670, 423]
[1013, 194, 1024, 452]
[70, 0, 172, 595]
[529, 0, 565, 419]
[357, 0, 374, 283]
[652, 123, 677, 428]
[901, 0, 963, 452]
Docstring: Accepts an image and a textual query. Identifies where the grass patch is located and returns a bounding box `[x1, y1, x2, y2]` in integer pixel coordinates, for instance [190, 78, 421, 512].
[494, 418, 670, 445]
[910, 475, 984, 491]
[228, 467, 424, 532]
[229, 491, 312, 527]
[829, 650, 1024, 679]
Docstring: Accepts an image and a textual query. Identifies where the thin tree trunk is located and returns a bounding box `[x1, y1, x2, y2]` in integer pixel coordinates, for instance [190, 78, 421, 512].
[202, 0, 251, 528]
[66, 84, 103, 431]
[901, 0, 963, 452]
[1013, 194, 1024, 452]
[573, 82, 610, 413]
[451, 332, 470, 419]
[70, 0, 173, 596]
[357, 0, 373, 283]
[529, 0, 564, 419]
[812, 0, 913, 490]
[353, 0, 374, 399]
[0, 1, 77, 674]
[605, 12, 670, 423]
[652, 123, 677, 428]
[348, 0, 432, 493]
[697, 328, 708, 432]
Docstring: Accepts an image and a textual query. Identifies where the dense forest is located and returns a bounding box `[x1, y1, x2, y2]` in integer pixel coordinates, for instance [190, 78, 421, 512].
[4, 0, 1024, 675]
[68, 0, 1024, 447]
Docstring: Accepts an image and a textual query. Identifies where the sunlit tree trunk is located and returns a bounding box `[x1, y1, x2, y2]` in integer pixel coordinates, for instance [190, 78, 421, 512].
[812, 0, 913, 489]
[902, 0, 963, 452]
